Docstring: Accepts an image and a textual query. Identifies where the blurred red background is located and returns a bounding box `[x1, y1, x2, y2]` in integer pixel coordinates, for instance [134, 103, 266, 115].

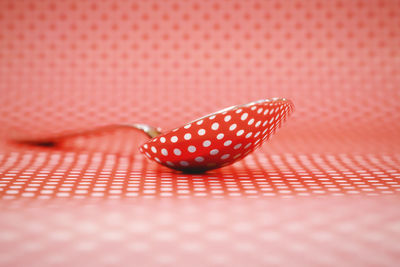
[0, 0, 399, 266]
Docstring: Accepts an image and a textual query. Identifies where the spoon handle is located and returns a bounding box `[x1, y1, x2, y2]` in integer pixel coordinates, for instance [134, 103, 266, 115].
[13, 123, 161, 147]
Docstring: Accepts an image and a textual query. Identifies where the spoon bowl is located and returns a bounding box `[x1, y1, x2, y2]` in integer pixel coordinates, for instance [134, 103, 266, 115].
[139, 98, 294, 172]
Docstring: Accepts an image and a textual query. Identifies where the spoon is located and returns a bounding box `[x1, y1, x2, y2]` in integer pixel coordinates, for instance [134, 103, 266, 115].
[15, 98, 294, 172]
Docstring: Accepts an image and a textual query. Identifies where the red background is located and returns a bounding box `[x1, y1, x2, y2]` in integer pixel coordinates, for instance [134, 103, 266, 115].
[0, 0, 399, 266]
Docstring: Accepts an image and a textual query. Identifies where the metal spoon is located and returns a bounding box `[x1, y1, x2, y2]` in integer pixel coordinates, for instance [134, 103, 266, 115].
[15, 98, 294, 172]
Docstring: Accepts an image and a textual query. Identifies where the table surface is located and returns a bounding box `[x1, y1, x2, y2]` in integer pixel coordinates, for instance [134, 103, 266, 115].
[0, 0, 399, 266]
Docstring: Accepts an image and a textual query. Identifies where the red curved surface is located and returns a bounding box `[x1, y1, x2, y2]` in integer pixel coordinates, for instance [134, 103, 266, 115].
[0, 0, 399, 266]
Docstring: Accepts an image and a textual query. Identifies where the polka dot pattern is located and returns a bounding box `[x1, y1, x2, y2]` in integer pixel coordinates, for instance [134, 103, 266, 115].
[0, 198, 399, 266]
[0, 150, 399, 199]
[0, 0, 399, 266]
[140, 98, 293, 171]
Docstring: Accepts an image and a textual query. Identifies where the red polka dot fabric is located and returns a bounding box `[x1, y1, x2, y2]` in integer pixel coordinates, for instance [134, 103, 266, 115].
[0, 0, 399, 266]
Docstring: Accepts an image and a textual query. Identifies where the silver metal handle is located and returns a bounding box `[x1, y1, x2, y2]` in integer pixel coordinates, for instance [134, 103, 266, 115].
[14, 123, 162, 147]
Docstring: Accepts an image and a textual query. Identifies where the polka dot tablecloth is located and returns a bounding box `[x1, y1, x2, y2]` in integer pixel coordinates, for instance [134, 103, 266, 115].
[0, 0, 399, 266]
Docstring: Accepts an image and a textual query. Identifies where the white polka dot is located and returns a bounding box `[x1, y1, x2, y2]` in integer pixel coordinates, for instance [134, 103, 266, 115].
[180, 161, 189, 166]
[184, 124, 191, 129]
[251, 106, 257, 110]
[174, 148, 182, 156]
[166, 161, 174, 166]
[244, 150, 251, 156]
[263, 109, 269, 115]
[224, 115, 231, 122]
[144, 144, 148, 149]
[161, 149, 168, 156]
[203, 140, 211, 147]
[195, 157, 204, 162]
[229, 124, 237, 131]
[263, 120, 268, 126]
[241, 113, 248, 120]
[221, 154, 230, 160]
[184, 133, 192, 140]
[196, 120, 203, 125]
[257, 108, 263, 114]
[217, 133, 224, 140]
[248, 118, 254, 125]
[154, 157, 161, 163]
[211, 122, 219, 130]
[269, 109, 274, 114]
[151, 146, 157, 153]
[188, 146, 196, 153]
[269, 117, 274, 123]
[139, 147, 143, 152]
[237, 130, 244, 136]
[244, 143, 252, 149]
[235, 109, 242, 113]
[210, 149, 219, 155]
[255, 121, 261, 127]
[209, 115, 216, 120]
[245, 132, 252, 138]
[233, 154, 242, 159]
[198, 129, 206, 136]
[254, 131, 261, 137]
[234, 144, 242, 149]
[171, 136, 178, 143]
[224, 140, 232, 146]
